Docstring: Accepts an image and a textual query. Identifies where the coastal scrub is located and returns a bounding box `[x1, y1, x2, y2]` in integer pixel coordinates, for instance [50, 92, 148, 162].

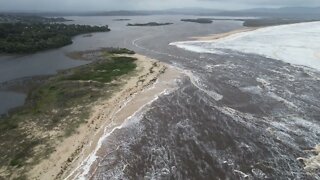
[0, 48, 137, 179]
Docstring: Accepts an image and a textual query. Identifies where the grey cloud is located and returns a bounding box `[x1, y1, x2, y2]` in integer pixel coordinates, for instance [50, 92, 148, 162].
[200, 0, 320, 6]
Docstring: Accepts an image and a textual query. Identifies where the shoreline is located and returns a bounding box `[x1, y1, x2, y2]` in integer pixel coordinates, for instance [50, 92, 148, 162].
[27, 54, 183, 179]
[53, 28, 259, 180]
[178, 25, 320, 176]
[169, 27, 261, 54]
[189, 27, 260, 41]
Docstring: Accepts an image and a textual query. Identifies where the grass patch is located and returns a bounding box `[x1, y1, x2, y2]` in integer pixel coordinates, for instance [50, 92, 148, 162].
[65, 56, 137, 83]
[102, 47, 135, 55]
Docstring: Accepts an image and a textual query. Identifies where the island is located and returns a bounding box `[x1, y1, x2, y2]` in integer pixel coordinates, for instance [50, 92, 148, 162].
[113, 18, 131, 21]
[181, 18, 213, 24]
[127, 22, 173, 26]
[0, 23, 110, 53]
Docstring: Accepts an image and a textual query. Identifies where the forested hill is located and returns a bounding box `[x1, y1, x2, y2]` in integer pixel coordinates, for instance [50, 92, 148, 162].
[0, 15, 110, 54]
[0, 14, 71, 24]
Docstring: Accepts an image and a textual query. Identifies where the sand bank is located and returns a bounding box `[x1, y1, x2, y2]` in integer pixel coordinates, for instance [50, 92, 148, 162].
[27, 54, 182, 180]
[190, 27, 259, 41]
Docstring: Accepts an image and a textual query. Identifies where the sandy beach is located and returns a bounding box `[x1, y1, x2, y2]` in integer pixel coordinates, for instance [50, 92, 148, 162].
[27, 54, 182, 180]
[190, 27, 260, 41]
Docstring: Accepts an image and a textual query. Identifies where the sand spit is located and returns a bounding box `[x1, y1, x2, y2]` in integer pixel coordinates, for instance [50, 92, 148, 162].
[189, 27, 259, 41]
[27, 54, 182, 180]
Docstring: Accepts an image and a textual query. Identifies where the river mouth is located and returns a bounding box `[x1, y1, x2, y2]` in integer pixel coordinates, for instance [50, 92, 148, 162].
[2, 15, 318, 179]
[67, 17, 319, 179]
[0, 15, 243, 115]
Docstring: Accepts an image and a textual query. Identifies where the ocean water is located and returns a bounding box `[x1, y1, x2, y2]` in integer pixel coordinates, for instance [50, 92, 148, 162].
[64, 18, 320, 179]
[86, 55, 320, 179]
[171, 22, 320, 71]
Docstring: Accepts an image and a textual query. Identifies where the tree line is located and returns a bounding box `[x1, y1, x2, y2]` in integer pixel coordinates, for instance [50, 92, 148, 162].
[0, 23, 110, 53]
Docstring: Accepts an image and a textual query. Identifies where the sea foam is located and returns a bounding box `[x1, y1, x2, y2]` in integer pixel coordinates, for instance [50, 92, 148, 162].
[170, 22, 320, 71]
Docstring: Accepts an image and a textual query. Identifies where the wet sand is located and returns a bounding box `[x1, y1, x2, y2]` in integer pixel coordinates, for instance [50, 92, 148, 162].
[27, 54, 182, 180]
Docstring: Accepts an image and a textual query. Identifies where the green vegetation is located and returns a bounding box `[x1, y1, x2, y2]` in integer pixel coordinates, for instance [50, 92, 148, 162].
[0, 48, 137, 179]
[0, 14, 72, 24]
[181, 18, 213, 24]
[101, 47, 135, 55]
[127, 22, 173, 26]
[0, 23, 110, 53]
[65, 56, 137, 83]
[66, 48, 135, 61]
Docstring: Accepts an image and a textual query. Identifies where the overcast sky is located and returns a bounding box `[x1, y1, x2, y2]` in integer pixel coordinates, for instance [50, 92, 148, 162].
[0, 0, 319, 12]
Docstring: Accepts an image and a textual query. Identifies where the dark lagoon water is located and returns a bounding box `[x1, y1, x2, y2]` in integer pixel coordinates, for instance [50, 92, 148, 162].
[0, 44, 88, 114]
[0, 91, 26, 115]
[1, 16, 320, 179]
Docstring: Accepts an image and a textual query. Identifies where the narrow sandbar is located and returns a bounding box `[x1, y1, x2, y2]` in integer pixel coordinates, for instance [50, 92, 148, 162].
[190, 27, 260, 41]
